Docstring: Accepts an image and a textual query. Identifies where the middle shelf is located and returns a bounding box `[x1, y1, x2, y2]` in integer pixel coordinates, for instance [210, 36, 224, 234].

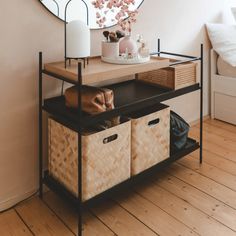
[43, 79, 200, 128]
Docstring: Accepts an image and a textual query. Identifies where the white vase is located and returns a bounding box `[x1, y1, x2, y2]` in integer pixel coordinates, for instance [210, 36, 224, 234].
[102, 41, 119, 58]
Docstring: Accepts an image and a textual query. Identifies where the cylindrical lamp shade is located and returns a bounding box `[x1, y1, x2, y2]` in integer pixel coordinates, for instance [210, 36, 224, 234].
[66, 20, 90, 58]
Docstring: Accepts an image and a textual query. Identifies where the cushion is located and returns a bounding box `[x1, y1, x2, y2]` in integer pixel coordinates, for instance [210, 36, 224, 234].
[206, 23, 236, 67]
[232, 7, 236, 21]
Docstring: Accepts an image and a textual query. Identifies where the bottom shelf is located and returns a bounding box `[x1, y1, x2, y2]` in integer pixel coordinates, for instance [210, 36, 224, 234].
[43, 138, 199, 207]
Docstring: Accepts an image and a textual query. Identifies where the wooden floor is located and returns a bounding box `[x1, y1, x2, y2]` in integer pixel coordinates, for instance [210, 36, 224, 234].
[1, 119, 236, 236]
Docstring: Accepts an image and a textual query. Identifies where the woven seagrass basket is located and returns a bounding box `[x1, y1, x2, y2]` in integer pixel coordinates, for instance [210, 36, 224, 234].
[129, 104, 170, 176]
[138, 61, 197, 90]
[48, 118, 131, 201]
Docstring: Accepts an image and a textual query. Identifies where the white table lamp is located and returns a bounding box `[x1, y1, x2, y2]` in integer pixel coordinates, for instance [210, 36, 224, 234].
[66, 20, 90, 59]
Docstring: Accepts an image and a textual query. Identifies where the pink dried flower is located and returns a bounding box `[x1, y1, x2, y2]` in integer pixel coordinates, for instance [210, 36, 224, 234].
[92, 0, 138, 33]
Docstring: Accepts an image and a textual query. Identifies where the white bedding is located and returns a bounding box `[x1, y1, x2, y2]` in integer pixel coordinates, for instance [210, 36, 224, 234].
[217, 56, 236, 78]
[211, 49, 236, 125]
[206, 23, 236, 67]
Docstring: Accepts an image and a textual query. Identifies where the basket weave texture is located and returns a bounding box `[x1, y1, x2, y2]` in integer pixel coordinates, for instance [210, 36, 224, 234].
[48, 118, 131, 201]
[138, 62, 197, 89]
[131, 107, 170, 175]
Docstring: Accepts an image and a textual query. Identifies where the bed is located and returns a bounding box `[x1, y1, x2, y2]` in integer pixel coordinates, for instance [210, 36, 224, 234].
[211, 49, 236, 125]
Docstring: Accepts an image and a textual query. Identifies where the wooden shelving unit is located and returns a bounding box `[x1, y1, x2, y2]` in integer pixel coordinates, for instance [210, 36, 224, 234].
[39, 40, 203, 236]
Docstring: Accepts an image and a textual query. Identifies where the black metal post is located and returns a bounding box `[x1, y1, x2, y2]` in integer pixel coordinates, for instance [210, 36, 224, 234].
[81, 0, 89, 26]
[77, 62, 83, 236]
[52, 0, 60, 16]
[157, 38, 160, 57]
[160, 51, 198, 59]
[39, 52, 43, 198]
[64, 0, 72, 68]
[200, 44, 204, 164]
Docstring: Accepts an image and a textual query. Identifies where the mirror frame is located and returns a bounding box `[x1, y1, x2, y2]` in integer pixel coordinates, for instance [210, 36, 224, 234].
[39, 0, 144, 30]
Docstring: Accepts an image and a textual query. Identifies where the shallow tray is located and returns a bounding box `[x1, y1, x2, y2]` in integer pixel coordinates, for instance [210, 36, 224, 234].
[101, 55, 150, 65]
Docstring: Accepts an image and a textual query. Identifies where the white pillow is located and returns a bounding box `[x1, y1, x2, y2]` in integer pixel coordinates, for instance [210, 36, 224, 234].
[232, 7, 236, 21]
[206, 23, 236, 67]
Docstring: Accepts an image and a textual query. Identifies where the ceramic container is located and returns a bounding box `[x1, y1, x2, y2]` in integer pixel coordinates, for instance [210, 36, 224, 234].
[102, 41, 119, 58]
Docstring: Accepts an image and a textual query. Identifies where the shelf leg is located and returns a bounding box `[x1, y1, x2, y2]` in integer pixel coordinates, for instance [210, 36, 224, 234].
[78, 202, 83, 236]
[157, 38, 161, 57]
[39, 52, 43, 198]
[200, 44, 203, 164]
[77, 62, 83, 236]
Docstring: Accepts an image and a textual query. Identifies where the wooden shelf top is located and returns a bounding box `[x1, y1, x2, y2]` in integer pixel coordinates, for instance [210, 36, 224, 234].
[44, 56, 170, 85]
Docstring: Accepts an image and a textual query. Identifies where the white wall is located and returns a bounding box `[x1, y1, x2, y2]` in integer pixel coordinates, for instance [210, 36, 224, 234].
[0, 0, 234, 211]
[91, 0, 235, 121]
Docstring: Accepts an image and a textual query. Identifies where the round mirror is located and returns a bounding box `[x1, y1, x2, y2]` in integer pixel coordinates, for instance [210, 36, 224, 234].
[40, 0, 144, 29]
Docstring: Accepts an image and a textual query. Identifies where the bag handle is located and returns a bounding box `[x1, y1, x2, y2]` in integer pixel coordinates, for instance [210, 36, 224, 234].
[103, 134, 118, 144]
[98, 87, 114, 110]
[148, 118, 160, 127]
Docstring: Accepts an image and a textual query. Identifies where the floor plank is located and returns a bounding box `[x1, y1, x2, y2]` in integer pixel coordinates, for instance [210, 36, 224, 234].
[168, 163, 236, 209]
[206, 119, 236, 134]
[178, 156, 236, 192]
[196, 122, 236, 142]
[91, 199, 158, 236]
[190, 149, 236, 176]
[15, 197, 74, 236]
[113, 190, 197, 236]
[154, 171, 236, 232]
[134, 181, 236, 236]
[43, 191, 115, 236]
[0, 209, 33, 236]
[191, 127, 236, 152]
[0, 119, 235, 235]
[190, 128, 236, 163]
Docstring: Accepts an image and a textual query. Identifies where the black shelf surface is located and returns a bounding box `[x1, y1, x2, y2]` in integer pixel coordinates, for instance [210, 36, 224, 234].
[43, 80, 200, 128]
[43, 137, 199, 208]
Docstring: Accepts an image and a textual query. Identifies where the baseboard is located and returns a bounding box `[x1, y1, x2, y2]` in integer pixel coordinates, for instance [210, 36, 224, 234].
[0, 188, 37, 212]
[190, 115, 210, 127]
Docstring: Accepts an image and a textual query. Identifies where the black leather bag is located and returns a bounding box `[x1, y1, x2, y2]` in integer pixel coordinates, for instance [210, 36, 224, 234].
[170, 111, 190, 150]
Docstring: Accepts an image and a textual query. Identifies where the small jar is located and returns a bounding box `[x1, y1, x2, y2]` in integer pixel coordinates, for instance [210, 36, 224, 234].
[102, 41, 119, 58]
[138, 42, 149, 58]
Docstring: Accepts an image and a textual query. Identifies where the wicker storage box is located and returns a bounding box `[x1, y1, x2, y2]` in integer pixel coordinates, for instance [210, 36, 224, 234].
[48, 118, 131, 201]
[129, 104, 170, 176]
[137, 61, 197, 90]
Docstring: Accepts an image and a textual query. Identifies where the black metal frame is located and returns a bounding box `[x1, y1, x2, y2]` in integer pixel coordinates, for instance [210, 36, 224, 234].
[39, 39, 203, 236]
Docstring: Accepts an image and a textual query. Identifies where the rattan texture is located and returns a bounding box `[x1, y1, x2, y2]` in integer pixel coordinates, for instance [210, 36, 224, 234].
[131, 107, 170, 175]
[48, 118, 131, 201]
[138, 62, 197, 89]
